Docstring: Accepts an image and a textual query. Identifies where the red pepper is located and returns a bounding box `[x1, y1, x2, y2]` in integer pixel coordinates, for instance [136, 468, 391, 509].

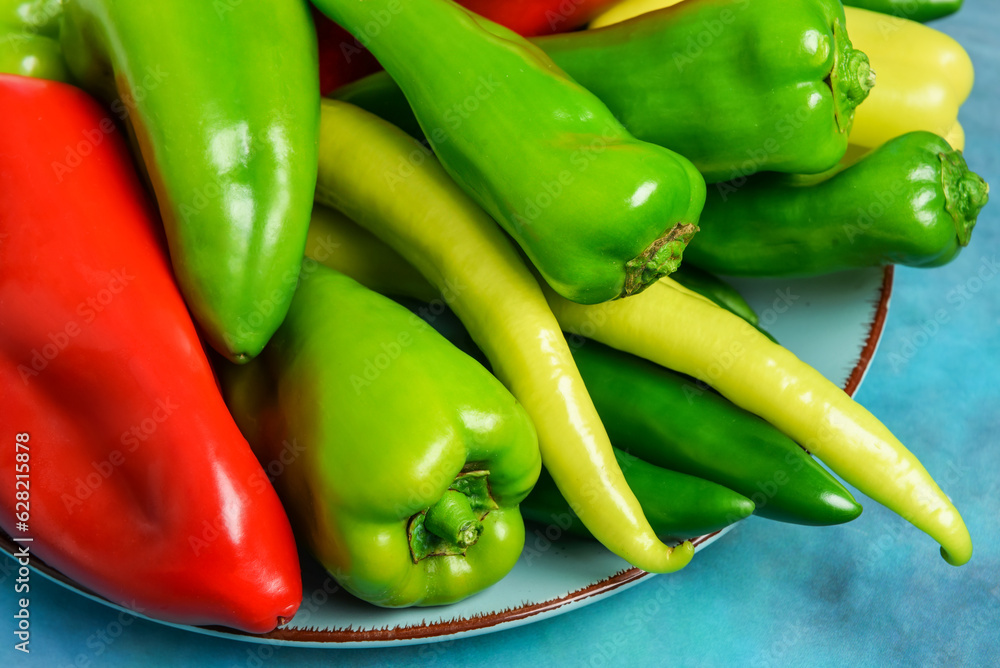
[458, 0, 624, 34]
[316, 0, 622, 94]
[0, 74, 302, 634]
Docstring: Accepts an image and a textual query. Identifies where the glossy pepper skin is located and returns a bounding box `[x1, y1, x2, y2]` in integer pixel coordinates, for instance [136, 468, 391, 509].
[686, 132, 990, 277]
[313, 0, 705, 305]
[0, 0, 69, 81]
[394, 300, 758, 538]
[387, 283, 855, 528]
[844, 6, 973, 150]
[337, 0, 873, 184]
[0, 74, 301, 633]
[524, 451, 754, 541]
[60, 0, 320, 363]
[222, 266, 541, 607]
[306, 197, 970, 564]
[313, 0, 620, 95]
[547, 279, 973, 565]
[574, 343, 862, 526]
[842, 0, 962, 23]
[311, 102, 694, 574]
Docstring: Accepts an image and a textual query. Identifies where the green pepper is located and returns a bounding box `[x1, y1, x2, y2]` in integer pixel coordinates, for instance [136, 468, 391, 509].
[60, 1, 319, 362]
[686, 131, 990, 277]
[222, 265, 541, 607]
[333, 0, 873, 183]
[393, 294, 849, 529]
[574, 342, 863, 526]
[523, 450, 754, 541]
[842, 0, 962, 22]
[394, 299, 756, 539]
[0, 0, 69, 81]
[312, 0, 705, 305]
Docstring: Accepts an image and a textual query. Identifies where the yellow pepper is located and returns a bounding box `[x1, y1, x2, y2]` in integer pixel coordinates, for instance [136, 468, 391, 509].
[944, 121, 965, 151]
[589, 1, 974, 152]
[546, 280, 973, 566]
[307, 207, 973, 567]
[844, 6, 973, 149]
[311, 100, 693, 574]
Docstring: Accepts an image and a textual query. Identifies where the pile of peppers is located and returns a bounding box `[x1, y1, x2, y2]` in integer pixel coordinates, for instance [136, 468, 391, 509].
[0, 0, 986, 632]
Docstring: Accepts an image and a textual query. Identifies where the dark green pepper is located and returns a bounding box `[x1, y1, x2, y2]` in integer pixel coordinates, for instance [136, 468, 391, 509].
[842, 0, 963, 22]
[222, 265, 541, 607]
[60, 1, 320, 362]
[574, 342, 863, 526]
[0, 0, 69, 81]
[333, 0, 874, 183]
[312, 0, 705, 305]
[523, 449, 754, 541]
[686, 131, 990, 277]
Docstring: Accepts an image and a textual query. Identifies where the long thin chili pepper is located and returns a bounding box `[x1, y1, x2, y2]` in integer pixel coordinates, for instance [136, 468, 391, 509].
[311, 99, 693, 573]
[307, 205, 971, 565]
[546, 280, 972, 566]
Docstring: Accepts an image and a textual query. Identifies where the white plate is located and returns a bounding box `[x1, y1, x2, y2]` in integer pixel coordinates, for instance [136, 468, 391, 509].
[0, 266, 893, 647]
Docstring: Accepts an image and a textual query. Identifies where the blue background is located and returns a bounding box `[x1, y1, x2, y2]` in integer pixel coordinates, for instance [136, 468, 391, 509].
[3, 3, 998, 666]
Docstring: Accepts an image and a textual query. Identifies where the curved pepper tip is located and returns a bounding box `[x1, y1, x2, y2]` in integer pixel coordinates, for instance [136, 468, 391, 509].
[639, 539, 695, 574]
[940, 543, 972, 567]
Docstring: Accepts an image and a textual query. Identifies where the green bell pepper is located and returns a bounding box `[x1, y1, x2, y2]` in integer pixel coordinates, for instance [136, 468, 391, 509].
[60, 0, 320, 363]
[312, 0, 705, 305]
[333, 0, 873, 184]
[0, 0, 69, 81]
[842, 0, 963, 22]
[222, 265, 541, 607]
[686, 131, 990, 277]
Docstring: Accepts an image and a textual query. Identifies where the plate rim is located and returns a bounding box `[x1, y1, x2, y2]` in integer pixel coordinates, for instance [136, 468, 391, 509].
[0, 265, 894, 647]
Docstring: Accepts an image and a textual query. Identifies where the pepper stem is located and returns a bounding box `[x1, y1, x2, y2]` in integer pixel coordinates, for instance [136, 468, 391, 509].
[941, 150, 990, 247]
[622, 222, 698, 299]
[830, 19, 875, 135]
[424, 489, 483, 548]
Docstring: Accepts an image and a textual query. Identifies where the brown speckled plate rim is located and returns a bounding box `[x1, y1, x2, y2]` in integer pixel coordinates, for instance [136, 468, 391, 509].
[0, 266, 894, 646]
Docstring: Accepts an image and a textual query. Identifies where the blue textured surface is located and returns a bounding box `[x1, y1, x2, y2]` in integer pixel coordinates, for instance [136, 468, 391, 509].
[4, 4, 999, 666]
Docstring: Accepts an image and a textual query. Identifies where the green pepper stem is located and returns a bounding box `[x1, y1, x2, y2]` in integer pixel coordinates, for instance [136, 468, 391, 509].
[622, 222, 698, 299]
[424, 490, 483, 548]
[941, 149, 990, 247]
[830, 19, 875, 135]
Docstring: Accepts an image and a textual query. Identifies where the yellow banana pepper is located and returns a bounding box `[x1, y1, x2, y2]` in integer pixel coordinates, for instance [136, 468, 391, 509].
[305, 205, 973, 567]
[311, 100, 694, 574]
